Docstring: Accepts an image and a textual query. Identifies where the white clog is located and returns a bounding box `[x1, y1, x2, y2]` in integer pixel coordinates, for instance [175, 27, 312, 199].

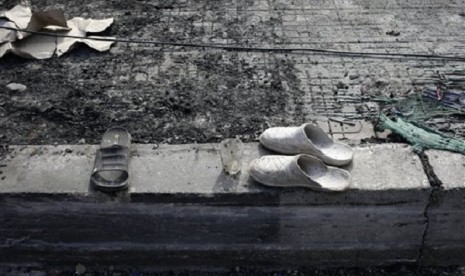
[259, 123, 353, 166]
[249, 154, 350, 192]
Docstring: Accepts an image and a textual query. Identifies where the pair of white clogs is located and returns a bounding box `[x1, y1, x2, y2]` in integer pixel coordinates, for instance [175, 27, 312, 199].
[249, 123, 353, 192]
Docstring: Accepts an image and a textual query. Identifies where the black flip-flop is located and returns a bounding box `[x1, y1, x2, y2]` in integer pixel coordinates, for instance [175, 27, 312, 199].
[91, 127, 131, 192]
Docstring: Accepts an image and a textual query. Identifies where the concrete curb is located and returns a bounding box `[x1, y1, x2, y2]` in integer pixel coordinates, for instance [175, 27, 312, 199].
[422, 150, 465, 265]
[0, 143, 462, 267]
[0, 143, 429, 205]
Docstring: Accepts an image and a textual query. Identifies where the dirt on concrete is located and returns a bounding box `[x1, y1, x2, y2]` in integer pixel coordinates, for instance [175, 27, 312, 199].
[0, 0, 306, 146]
[0, 51, 301, 145]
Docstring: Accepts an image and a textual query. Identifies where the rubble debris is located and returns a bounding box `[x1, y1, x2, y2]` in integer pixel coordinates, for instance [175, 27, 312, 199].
[328, 117, 356, 126]
[386, 30, 401, 36]
[6, 83, 27, 92]
[378, 68, 465, 139]
[384, 105, 415, 117]
[0, 4, 114, 59]
[361, 78, 411, 98]
[423, 86, 465, 110]
[377, 94, 465, 139]
[432, 69, 465, 89]
[379, 113, 465, 155]
[335, 81, 348, 90]
[418, 70, 465, 110]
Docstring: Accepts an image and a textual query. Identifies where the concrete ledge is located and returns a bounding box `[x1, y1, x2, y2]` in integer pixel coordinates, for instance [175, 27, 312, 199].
[0, 143, 430, 205]
[422, 150, 465, 265]
[0, 142, 434, 267]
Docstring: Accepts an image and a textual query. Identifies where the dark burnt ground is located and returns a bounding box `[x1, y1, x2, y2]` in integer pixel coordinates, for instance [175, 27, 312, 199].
[0, 50, 301, 145]
[0, 0, 303, 145]
[1, 0, 465, 148]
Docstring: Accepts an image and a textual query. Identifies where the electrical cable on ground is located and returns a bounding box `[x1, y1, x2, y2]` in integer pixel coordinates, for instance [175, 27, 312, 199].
[2, 25, 465, 61]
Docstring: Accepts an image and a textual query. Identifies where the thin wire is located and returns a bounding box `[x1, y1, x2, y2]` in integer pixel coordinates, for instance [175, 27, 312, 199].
[2, 25, 465, 61]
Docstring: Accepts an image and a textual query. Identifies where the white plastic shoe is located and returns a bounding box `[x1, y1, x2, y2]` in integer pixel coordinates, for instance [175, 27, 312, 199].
[249, 154, 350, 192]
[259, 123, 353, 166]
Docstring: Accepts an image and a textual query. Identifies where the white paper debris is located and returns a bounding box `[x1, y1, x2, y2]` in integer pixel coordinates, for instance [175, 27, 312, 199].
[0, 20, 17, 43]
[0, 4, 114, 59]
[56, 17, 114, 57]
[12, 34, 56, 59]
[83, 36, 114, 51]
[75, 17, 113, 33]
[0, 42, 13, 57]
[0, 35, 57, 59]
[26, 10, 69, 32]
[4, 4, 32, 29]
[3, 4, 32, 39]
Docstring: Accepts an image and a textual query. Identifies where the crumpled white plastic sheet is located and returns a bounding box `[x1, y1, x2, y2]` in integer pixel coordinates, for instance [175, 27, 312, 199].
[0, 4, 114, 59]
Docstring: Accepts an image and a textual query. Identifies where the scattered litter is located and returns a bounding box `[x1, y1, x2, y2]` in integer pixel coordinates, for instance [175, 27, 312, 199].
[378, 113, 465, 155]
[361, 78, 411, 98]
[0, 20, 17, 43]
[328, 117, 356, 126]
[0, 4, 114, 59]
[219, 138, 243, 175]
[386, 30, 400, 36]
[375, 68, 465, 141]
[432, 69, 465, 89]
[3, 3, 32, 37]
[335, 81, 348, 90]
[423, 86, 465, 110]
[332, 121, 364, 134]
[6, 83, 27, 92]
[0, 42, 13, 57]
[26, 9, 69, 33]
[383, 105, 415, 117]
[75, 263, 86, 275]
[56, 17, 114, 57]
[12, 33, 57, 59]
